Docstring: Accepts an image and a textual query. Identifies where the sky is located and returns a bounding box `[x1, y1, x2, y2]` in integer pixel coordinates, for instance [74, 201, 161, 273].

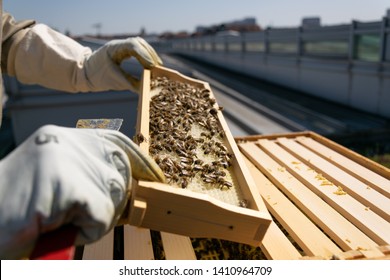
[3, 0, 390, 36]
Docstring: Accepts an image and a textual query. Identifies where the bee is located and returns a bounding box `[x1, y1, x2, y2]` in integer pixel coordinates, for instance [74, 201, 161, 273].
[202, 163, 215, 174]
[181, 179, 189, 189]
[180, 169, 194, 178]
[239, 199, 249, 208]
[179, 161, 192, 171]
[134, 133, 147, 144]
[208, 98, 216, 105]
[180, 157, 194, 164]
[176, 149, 189, 157]
[153, 134, 162, 142]
[153, 155, 164, 164]
[175, 141, 185, 151]
[216, 150, 228, 157]
[215, 142, 228, 151]
[200, 132, 212, 139]
[164, 144, 173, 152]
[193, 164, 204, 171]
[202, 175, 216, 184]
[214, 170, 226, 177]
[185, 142, 197, 151]
[201, 89, 210, 98]
[150, 143, 163, 151]
[209, 108, 218, 116]
[169, 174, 180, 183]
[198, 120, 207, 128]
[194, 137, 205, 143]
[219, 179, 233, 190]
[161, 164, 173, 174]
[187, 150, 198, 158]
[218, 160, 230, 169]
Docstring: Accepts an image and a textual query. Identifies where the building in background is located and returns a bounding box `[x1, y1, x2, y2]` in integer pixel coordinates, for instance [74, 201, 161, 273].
[194, 17, 261, 36]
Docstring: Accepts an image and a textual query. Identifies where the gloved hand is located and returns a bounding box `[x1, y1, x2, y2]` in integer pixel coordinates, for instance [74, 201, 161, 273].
[84, 37, 163, 93]
[7, 24, 162, 94]
[0, 125, 165, 259]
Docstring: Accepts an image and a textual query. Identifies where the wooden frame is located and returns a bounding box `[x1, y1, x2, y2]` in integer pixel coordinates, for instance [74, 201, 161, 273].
[123, 66, 272, 246]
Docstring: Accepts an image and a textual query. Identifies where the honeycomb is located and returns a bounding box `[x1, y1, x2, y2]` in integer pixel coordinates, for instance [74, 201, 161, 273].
[143, 76, 247, 207]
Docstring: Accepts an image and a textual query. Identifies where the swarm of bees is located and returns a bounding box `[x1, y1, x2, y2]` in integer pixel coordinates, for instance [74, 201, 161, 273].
[147, 76, 235, 191]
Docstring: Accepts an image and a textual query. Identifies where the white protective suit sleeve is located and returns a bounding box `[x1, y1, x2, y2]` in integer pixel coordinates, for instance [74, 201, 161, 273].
[0, 125, 165, 259]
[6, 24, 162, 93]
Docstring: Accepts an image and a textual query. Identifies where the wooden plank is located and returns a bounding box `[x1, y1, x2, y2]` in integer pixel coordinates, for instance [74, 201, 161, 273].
[359, 247, 386, 259]
[160, 232, 197, 260]
[296, 136, 390, 198]
[239, 142, 378, 252]
[131, 180, 270, 246]
[259, 138, 390, 247]
[136, 69, 151, 153]
[123, 225, 154, 260]
[333, 246, 387, 260]
[309, 132, 390, 180]
[82, 229, 114, 260]
[242, 154, 342, 258]
[276, 137, 390, 222]
[235, 131, 310, 142]
[241, 154, 302, 260]
[259, 222, 302, 260]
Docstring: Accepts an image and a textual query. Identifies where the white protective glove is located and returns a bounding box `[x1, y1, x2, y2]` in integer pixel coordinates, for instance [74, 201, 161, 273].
[0, 125, 165, 259]
[7, 24, 162, 93]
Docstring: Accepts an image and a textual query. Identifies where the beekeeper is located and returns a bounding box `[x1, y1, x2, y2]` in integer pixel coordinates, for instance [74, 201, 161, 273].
[0, 5, 164, 259]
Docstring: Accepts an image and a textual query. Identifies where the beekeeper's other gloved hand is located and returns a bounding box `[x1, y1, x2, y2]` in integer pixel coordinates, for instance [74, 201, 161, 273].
[0, 125, 165, 259]
[83, 37, 163, 92]
[5, 23, 162, 94]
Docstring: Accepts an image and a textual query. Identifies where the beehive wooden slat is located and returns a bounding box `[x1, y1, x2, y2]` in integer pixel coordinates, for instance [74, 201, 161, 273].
[160, 233, 197, 260]
[82, 229, 114, 260]
[123, 225, 154, 260]
[259, 222, 303, 259]
[333, 245, 390, 260]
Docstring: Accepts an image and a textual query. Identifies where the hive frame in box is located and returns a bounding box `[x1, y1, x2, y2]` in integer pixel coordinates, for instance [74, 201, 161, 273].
[125, 66, 272, 246]
[236, 131, 390, 259]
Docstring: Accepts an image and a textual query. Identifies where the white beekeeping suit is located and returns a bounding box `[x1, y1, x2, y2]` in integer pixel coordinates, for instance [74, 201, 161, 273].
[0, 1, 165, 259]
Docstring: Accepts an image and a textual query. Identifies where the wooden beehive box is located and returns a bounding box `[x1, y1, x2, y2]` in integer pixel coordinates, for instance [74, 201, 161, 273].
[125, 66, 272, 246]
[236, 131, 390, 259]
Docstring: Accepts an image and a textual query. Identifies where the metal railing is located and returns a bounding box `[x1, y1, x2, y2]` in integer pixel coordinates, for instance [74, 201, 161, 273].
[155, 17, 390, 64]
